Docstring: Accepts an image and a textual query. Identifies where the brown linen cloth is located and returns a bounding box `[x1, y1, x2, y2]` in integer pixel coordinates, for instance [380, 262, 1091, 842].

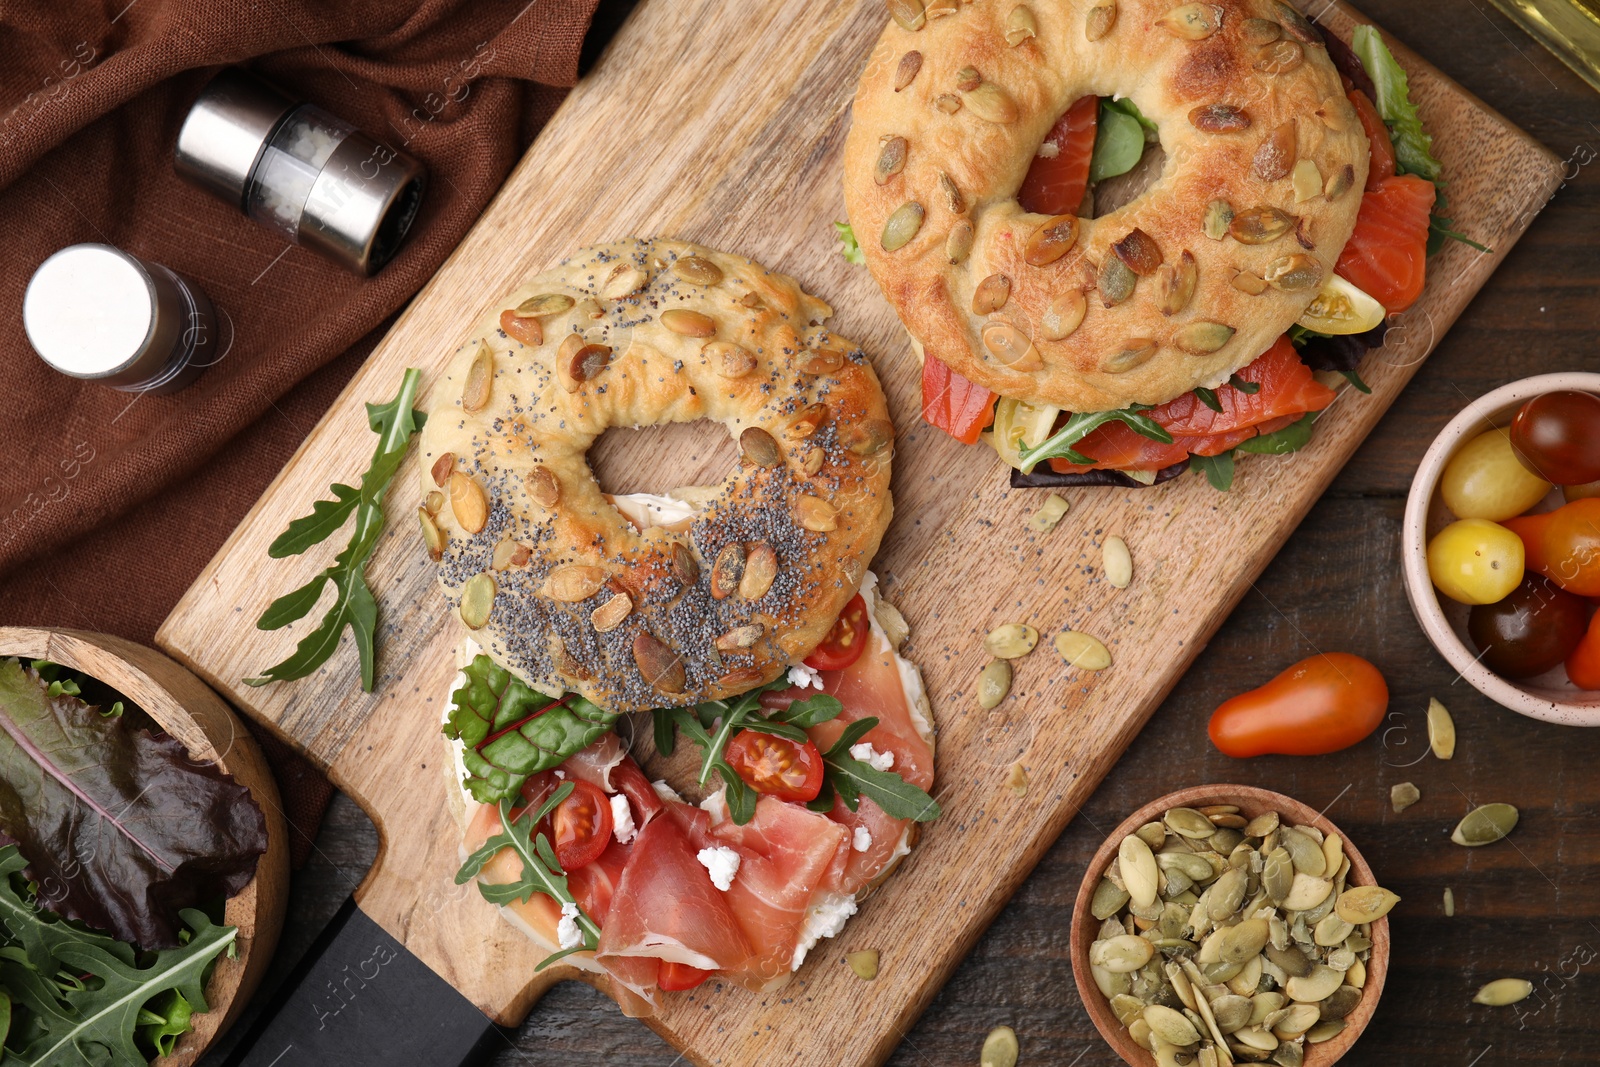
[0, 0, 604, 865]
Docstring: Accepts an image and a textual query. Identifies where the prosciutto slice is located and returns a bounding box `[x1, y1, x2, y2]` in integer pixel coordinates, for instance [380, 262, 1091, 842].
[676, 796, 851, 987]
[595, 813, 753, 973]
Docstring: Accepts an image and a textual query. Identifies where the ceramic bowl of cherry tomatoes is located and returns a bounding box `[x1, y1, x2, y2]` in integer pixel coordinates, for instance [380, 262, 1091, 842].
[1402, 373, 1600, 725]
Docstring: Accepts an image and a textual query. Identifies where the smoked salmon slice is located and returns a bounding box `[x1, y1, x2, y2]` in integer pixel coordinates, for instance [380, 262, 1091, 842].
[1018, 95, 1099, 216]
[1336, 174, 1436, 313]
[1146, 337, 1336, 437]
[923, 352, 996, 445]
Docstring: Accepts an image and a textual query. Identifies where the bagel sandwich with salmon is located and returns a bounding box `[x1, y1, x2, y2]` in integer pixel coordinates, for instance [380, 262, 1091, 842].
[841, 1, 1480, 490]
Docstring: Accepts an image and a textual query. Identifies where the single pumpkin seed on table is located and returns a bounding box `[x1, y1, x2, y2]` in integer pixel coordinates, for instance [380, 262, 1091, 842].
[1427, 697, 1456, 759]
[1474, 978, 1533, 1006]
[1103, 536, 1133, 588]
[1390, 781, 1420, 813]
[980, 1026, 1018, 1067]
[1056, 630, 1111, 670]
[985, 623, 1039, 659]
[847, 950, 879, 980]
[1029, 494, 1069, 532]
[977, 659, 1012, 710]
[1452, 803, 1518, 846]
[1008, 762, 1029, 797]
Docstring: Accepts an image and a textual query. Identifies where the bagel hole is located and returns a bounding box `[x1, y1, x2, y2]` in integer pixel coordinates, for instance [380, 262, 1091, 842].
[588, 420, 739, 499]
[1090, 143, 1168, 218]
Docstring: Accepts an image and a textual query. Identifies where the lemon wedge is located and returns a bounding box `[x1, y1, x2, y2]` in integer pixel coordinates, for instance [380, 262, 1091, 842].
[1297, 274, 1386, 335]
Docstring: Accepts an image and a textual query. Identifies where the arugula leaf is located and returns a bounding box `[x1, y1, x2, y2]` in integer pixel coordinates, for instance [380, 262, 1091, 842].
[1194, 387, 1223, 413]
[0, 660, 267, 951]
[1189, 451, 1237, 492]
[1227, 374, 1261, 396]
[0, 857, 236, 1067]
[1351, 25, 1441, 183]
[457, 790, 601, 970]
[1018, 409, 1174, 470]
[1235, 413, 1317, 455]
[833, 222, 865, 265]
[1429, 214, 1491, 256]
[768, 692, 843, 729]
[1089, 98, 1149, 184]
[815, 719, 940, 823]
[247, 368, 427, 692]
[668, 707, 757, 826]
[443, 655, 617, 805]
[1342, 369, 1374, 394]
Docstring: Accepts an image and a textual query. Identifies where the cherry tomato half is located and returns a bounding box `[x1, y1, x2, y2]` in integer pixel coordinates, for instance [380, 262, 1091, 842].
[1509, 391, 1600, 486]
[1468, 574, 1590, 680]
[725, 731, 825, 802]
[658, 961, 713, 991]
[1567, 608, 1600, 691]
[1208, 653, 1389, 758]
[805, 594, 870, 671]
[552, 779, 613, 871]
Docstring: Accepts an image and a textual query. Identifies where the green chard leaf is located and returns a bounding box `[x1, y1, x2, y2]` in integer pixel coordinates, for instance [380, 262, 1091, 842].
[1018, 409, 1174, 469]
[0, 661, 267, 950]
[456, 792, 601, 970]
[247, 368, 427, 692]
[443, 655, 617, 805]
[1190, 451, 1237, 492]
[833, 221, 865, 265]
[1351, 25, 1442, 183]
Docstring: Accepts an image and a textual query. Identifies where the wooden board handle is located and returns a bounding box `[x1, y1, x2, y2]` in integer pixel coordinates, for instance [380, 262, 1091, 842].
[221, 899, 505, 1066]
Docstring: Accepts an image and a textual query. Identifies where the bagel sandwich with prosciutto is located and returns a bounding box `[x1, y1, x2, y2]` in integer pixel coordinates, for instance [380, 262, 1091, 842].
[420, 240, 939, 1016]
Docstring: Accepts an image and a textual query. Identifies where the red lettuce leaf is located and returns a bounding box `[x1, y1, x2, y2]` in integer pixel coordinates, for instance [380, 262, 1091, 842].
[0, 659, 267, 949]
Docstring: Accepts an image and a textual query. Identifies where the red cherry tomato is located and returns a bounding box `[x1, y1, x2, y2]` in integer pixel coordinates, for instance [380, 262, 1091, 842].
[658, 961, 713, 991]
[552, 779, 613, 871]
[1469, 574, 1590, 680]
[805, 594, 870, 671]
[1509, 391, 1600, 486]
[725, 731, 824, 802]
[1504, 499, 1600, 597]
[1208, 653, 1389, 757]
[1568, 607, 1600, 691]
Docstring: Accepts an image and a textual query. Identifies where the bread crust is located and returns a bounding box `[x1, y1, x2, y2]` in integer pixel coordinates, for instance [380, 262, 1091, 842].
[844, 0, 1369, 412]
[421, 239, 895, 714]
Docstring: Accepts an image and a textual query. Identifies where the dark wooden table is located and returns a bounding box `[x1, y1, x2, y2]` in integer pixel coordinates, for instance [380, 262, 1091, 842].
[202, 2, 1600, 1063]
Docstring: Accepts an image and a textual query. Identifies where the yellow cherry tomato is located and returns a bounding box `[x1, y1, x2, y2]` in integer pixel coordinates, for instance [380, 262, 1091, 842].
[1441, 428, 1553, 521]
[1427, 518, 1526, 605]
[1296, 275, 1386, 335]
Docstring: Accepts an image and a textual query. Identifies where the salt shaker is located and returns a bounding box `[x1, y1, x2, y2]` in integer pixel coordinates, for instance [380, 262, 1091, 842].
[23, 243, 218, 394]
[174, 68, 426, 276]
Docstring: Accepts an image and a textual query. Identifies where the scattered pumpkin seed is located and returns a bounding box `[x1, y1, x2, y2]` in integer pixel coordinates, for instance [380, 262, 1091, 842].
[1007, 761, 1029, 797]
[418, 507, 446, 561]
[887, 0, 926, 32]
[1452, 803, 1518, 847]
[1443, 887, 1455, 917]
[977, 659, 1013, 710]
[894, 50, 922, 92]
[985, 623, 1039, 659]
[980, 1026, 1018, 1067]
[1175, 322, 1235, 355]
[1473, 978, 1533, 1007]
[847, 950, 880, 980]
[1056, 631, 1111, 671]
[1427, 697, 1456, 759]
[1390, 781, 1420, 813]
[1028, 494, 1069, 532]
[1202, 199, 1234, 240]
[946, 220, 975, 264]
[1291, 158, 1323, 203]
[1103, 536, 1133, 589]
[1005, 4, 1038, 45]
[965, 82, 1019, 124]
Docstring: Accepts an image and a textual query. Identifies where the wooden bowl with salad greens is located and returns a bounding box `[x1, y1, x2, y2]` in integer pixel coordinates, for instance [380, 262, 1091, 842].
[0, 627, 288, 1067]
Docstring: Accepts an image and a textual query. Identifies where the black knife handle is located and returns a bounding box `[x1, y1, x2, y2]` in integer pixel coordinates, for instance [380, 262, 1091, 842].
[223, 897, 508, 1066]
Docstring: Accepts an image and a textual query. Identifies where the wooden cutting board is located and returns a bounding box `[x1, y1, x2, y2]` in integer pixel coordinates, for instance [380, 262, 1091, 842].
[156, 2, 1561, 1064]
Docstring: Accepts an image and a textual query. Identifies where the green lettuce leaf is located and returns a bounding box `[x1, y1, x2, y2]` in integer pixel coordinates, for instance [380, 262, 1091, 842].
[1351, 25, 1442, 182]
[833, 222, 864, 265]
[443, 655, 617, 805]
[0, 660, 267, 951]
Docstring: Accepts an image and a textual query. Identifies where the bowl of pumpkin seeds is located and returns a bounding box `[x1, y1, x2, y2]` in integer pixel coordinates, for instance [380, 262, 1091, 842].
[1071, 785, 1394, 1067]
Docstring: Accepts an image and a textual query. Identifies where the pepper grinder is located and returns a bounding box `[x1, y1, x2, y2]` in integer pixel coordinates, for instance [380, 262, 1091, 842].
[174, 68, 426, 276]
